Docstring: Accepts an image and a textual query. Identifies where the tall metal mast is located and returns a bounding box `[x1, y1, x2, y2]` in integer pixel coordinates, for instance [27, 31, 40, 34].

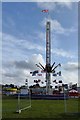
[46, 21, 51, 94]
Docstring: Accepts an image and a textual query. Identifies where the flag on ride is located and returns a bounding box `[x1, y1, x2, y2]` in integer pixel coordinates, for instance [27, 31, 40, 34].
[53, 73, 57, 76]
[30, 70, 39, 76]
[34, 80, 38, 83]
[42, 9, 49, 12]
[38, 73, 42, 76]
[57, 71, 61, 76]
[58, 71, 61, 76]
[41, 81, 44, 84]
[59, 80, 62, 83]
[38, 79, 41, 82]
[53, 80, 56, 83]
[26, 79, 28, 82]
[53, 80, 58, 84]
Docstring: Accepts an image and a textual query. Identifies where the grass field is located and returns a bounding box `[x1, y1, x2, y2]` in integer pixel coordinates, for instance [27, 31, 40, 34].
[2, 96, 80, 120]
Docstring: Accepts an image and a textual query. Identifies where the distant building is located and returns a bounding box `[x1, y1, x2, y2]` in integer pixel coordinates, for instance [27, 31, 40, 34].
[3, 88, 17, 95]
[20, 86, 28, 95]
[77, 87, 80, 91]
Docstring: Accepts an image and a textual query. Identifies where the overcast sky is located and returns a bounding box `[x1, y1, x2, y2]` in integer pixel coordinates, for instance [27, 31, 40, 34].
[1, 2, 79, 87]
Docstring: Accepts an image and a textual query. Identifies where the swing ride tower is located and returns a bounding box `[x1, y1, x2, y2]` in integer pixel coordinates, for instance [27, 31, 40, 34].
[36, 10, 61, 95]
[46, 21, 51, 94]
[36, 19, 61, 95]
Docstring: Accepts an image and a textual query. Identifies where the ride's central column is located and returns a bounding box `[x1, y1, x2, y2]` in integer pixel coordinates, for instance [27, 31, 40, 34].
[46, 21, 51, 94]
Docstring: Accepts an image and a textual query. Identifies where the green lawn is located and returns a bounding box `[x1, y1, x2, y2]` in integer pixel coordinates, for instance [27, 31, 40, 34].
[2, 96, 80, 120]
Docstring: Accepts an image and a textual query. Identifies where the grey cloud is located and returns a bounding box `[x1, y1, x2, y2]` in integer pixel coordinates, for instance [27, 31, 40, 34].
[13, 54, 45, 70]
[2, 54, 45, 85]
[2, 32, 44, 54]
[63, 62, 78, 71]
[14, 60, 36, 70]
[4, 72, 18, 78]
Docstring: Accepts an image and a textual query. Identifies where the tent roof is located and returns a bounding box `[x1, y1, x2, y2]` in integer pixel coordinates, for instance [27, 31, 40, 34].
[69, 89, 78, 93]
